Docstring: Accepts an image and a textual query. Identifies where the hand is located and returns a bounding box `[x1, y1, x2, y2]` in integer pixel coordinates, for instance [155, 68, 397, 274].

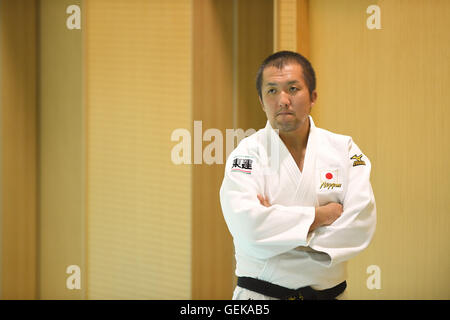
[309, 202, 343, 232]
[257, 194, 271, 207]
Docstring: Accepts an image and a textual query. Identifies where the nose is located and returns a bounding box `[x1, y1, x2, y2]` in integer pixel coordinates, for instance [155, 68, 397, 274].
[278, 91, 290, 108]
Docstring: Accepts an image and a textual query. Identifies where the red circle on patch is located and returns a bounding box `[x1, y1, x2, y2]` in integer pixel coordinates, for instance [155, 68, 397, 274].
[325, 173, 333, 179]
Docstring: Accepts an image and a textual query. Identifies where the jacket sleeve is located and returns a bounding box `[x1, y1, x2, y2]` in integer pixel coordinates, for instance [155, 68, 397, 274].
[308, 138, 377, 267]
[220, 146, 315, 260]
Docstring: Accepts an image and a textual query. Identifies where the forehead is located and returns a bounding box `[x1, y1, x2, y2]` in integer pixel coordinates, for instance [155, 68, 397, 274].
[262, 62, 305, 86]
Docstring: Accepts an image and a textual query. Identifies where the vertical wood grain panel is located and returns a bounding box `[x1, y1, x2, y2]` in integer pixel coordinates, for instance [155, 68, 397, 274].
[192, 0, 234, 299]
[296, 0, 310, 58]
[0, 0, 37, 300]
[236, 0, 273, 132]
[38, 0, 84, 299]
[192, 0, 274, 299]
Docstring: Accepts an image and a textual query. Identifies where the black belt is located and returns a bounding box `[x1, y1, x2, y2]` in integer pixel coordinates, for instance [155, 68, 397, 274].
[237, 277, 346, 300]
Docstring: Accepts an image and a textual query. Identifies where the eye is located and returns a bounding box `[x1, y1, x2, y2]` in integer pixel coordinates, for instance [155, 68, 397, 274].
[289, 86, 299, 93]
[267, 88, 277, 94]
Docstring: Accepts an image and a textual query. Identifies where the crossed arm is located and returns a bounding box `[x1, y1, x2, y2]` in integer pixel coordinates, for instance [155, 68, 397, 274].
[222, 138, 376, 264]
[256, 194, 343, 233]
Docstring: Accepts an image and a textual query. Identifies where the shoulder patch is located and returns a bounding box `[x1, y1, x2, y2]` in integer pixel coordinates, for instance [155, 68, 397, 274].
[231, 155, 254, 174]
[350, 154, 366, 167]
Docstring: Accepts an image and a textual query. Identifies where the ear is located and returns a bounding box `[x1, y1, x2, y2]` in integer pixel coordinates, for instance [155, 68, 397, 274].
[259, 96, 265, 111]
[310, 90, 317, 105]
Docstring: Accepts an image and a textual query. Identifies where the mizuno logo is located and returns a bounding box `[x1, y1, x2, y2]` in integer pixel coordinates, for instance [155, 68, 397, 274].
[351, 154, 366, 167]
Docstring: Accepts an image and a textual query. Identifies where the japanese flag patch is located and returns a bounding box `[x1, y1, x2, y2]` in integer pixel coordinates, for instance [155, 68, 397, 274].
[319, 169, 342, 190]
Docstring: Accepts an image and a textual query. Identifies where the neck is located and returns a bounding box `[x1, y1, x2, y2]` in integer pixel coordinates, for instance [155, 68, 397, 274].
[279, 117, 310, 152]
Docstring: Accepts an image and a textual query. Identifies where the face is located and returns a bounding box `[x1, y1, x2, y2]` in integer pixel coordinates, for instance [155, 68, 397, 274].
[259, 63, 317, 134]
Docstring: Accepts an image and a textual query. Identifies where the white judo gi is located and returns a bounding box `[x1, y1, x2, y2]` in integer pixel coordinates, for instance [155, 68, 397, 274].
[220, 116, 376, 298]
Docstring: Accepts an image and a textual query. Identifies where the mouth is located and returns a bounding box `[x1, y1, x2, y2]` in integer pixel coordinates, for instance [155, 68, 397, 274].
[276, 112, 294, 116]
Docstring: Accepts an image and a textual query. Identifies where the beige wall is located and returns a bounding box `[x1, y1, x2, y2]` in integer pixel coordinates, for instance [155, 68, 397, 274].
[4, 0, 448, 300]
[1, 0, 270, 300]
[85, 0, 192, 299]
[309, 0, 450, 299]
[38, 0, 85, 299]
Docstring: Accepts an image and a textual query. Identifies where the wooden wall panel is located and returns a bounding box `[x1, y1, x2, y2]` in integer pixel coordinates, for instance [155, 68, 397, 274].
[0, 0, 37, 300]
[38, 0, 84, 299]
[309, 0, 450, 299]
[236, 0, 273, 132]
[274, 0, 310, 57]
[86, 0, 192, 299]
[274, 0, 297, 51]
[296, 0, 310, 58]
[192, 0, 234, 299]
[192, 0, 274, 300]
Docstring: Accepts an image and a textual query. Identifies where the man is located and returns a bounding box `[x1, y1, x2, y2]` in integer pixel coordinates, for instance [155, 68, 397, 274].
[219, 51, 376, 300]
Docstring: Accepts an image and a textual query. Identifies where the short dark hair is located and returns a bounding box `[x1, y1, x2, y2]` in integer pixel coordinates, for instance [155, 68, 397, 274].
[256, 51, 316, 100]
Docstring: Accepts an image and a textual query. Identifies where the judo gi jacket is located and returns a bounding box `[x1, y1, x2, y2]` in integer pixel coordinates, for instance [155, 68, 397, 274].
[220, 116, 376, 290]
